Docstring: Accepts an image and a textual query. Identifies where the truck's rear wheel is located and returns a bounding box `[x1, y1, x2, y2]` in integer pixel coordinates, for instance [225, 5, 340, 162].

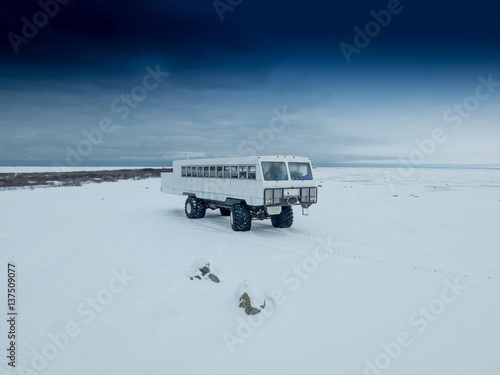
[220, 207, 230, 216]
[230, 205, 252, 231]
[271, 206, 293, 228]
[185, 196, 206, 219]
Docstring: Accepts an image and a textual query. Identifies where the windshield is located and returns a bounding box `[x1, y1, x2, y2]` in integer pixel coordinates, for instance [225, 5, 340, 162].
[289, 162, 313, 180]
[262, 162, 288, 181]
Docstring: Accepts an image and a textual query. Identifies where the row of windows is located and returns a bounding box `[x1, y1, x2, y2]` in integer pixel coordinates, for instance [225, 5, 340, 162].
[181, 165, 257, 179]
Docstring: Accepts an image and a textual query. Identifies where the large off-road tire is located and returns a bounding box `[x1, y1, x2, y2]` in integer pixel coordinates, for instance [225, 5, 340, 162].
[271, 206, 293, 228]
[220, 207, 231, 216]
[185, 196, 206, 219]
[230, 205, 252, 231]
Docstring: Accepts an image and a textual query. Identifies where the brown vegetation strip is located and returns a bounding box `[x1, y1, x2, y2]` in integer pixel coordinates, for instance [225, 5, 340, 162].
[0, 168, 172, 189]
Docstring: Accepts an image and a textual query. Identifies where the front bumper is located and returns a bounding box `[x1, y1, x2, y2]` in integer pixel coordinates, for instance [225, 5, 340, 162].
[264, 187, 318, 208]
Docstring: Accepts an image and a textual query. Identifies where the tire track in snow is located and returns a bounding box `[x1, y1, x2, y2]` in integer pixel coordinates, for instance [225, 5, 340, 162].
[254, 224, 439, 260]
[163, 212, 498, 292]
[169, 211, 441, 262]
[162, 214, 477, 285]
[350, 187, 500, 293]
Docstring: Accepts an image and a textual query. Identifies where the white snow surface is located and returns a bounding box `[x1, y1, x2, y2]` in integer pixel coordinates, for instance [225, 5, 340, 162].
[1, 167, 499, 375]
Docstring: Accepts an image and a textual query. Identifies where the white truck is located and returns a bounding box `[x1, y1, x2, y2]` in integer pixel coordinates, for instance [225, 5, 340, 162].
[161, 155, 318, 231]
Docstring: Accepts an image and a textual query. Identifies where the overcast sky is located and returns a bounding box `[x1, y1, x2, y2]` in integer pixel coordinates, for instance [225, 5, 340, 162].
[1, 0, 499, 167]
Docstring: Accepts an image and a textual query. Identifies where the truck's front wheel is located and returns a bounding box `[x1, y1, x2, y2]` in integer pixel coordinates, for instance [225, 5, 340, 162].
[185, 196, 206, 219]
[271, 206, 293, 228]
[230, 205, 252, 231]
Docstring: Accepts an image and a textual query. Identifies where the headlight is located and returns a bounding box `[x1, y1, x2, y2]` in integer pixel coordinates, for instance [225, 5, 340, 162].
[264, 189, 283, 205]
[264, 190, 273, 205]
[301, 188, 309, 202]
[310, 187, 317, 202]
[273, 189, 282, 204]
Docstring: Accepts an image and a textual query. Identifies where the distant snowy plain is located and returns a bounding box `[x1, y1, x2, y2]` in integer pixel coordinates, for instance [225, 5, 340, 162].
[1, 167, 499, 375]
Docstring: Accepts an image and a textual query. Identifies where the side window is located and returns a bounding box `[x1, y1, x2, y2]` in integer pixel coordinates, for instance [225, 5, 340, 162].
[181, 166, 187, 177]
[224, 166, 231, 178]
[204, 166, 209, 178]
[192, 166, 198, 177]
[231, 166, 238, 178]
[216, 166, 223, 178]
[186, 166, 192, 177]
[197, 166, 203, 177]
[210, 166, 216, 178]
[239, 166, 247, 179]
[248, 166, 256, 179]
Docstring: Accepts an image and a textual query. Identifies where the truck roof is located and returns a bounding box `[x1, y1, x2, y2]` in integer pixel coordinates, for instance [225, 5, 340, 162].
[173, 155, 311, 166]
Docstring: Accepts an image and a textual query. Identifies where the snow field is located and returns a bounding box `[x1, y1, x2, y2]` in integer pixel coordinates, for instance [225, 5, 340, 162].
[0, 167, 499, 375]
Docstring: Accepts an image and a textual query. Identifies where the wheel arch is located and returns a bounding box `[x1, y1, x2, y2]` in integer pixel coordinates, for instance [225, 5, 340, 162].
[224, 197, 247, 207]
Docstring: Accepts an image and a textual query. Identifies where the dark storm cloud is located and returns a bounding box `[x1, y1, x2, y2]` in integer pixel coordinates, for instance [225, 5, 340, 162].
[2, 0, 499, 68]
[1, 0, 499, 166]
[1, 0, 236, 68]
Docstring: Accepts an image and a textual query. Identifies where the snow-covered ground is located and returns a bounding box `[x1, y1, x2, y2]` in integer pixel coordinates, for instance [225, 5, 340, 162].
[1, 167, 499, 375]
